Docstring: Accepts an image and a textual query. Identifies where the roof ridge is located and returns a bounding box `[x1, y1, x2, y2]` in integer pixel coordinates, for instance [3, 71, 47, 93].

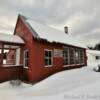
[19, 14, 66, 34]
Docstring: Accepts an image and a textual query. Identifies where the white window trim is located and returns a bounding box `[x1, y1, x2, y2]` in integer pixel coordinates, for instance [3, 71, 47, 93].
[44, 49, 53, 67]
[63, 65, 70, 67]
[23, 50, 29, 69]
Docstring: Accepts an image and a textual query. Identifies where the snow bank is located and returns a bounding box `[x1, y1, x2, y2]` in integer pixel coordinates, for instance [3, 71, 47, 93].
[0, 67, 100, 100]
[0, 81, 31, 89]
[25, 67, 100, 95]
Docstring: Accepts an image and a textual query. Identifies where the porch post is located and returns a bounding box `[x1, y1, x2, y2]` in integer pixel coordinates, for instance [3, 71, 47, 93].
[1, 43, 4, 66]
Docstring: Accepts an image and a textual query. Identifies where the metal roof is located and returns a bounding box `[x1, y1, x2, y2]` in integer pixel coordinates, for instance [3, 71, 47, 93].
[0, 33, 24, 44]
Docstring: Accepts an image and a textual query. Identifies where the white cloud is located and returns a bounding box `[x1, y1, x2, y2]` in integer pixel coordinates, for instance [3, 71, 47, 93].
[0, 0, 100, 46]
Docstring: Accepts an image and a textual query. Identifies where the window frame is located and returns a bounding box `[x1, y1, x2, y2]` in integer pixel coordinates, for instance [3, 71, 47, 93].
[24, 50, 29, 69]
[63, 47, 70, 66]
[44, 49, 53, 67]
[63, 46, 85, 67]
[75, 49, 80, 65]
[69, 47, 75, 65]
[79, 50, 85, 64]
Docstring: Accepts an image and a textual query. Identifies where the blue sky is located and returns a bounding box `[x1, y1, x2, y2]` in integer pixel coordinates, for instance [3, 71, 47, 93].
[0, 0, 100, 46]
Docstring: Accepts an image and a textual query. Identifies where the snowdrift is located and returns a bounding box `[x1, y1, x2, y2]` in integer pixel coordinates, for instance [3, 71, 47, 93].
[0, 66, 100, 100]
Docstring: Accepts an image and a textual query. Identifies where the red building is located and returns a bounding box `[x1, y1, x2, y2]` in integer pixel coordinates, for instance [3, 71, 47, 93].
[0, 15, 87, 83]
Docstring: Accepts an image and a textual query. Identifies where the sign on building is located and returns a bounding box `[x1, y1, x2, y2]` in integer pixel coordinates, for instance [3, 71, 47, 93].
[54, 49, 63, 57]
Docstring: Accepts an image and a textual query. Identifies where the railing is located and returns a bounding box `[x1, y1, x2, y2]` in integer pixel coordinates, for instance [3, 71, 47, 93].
[0, 65, 23, 83]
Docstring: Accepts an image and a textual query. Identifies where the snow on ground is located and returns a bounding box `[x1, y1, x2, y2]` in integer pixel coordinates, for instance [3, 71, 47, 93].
[0, 66, 100, 100]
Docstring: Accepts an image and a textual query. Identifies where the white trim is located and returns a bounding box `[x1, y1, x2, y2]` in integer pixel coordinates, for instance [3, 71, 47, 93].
[63, 63, 84, 67]
[15, 48, 20, 65]
[44, 49, 53, 67]
[63, 64, 75, 67]
[44, 65, 53, 67]
[23, 49, 29, 69]
[2, 64, 23, 67]
[63, 65, 70, 67]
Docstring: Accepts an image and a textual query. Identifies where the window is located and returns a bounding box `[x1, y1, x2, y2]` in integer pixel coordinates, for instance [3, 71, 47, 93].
[63, 47, 69, 65]
[44, 49, 52, 67]
[24, 50, 29, 68]
[75, 49, 80, 64]
[80, 50, 84, 64]
[69, 48, 75, 64]
[96, 56, 98, 60]
[95, 56, 100, 60]
[63, 47, 85, 66]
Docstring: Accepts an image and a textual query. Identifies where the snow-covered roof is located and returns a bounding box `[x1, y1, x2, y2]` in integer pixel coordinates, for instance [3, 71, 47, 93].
[23, 17, 85, 48]
[86, 50, 100, 55]
[0, 33, 24, 44]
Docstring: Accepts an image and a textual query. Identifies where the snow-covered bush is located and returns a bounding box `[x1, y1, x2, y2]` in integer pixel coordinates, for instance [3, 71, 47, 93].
[9, 80, 22, 86]
[93, 64, 100, 72]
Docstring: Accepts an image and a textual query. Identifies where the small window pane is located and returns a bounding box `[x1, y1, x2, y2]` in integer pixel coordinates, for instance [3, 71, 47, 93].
[49, 59, 51, 65]
[45, 51, 48, 57]
[75, 49, 80, 64]
[95, 56, 100, 60]
[44, 50, 52, 66]
[25, 59, 28, 67]
[45, 59, 48, 65]
[80, 50, 84, 63]
[24, 50, 29, 67]
[63, 48, 69, 65]
[49, 51, 51, 57]
[26, 52, 29, 58]
[69, 48, 75, 64]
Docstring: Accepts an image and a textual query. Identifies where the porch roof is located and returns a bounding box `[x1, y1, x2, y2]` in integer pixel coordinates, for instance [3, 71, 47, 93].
[0, 33, 25, 45]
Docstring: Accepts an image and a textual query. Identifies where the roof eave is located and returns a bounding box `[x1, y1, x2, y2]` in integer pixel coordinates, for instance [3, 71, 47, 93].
[33, 36, 86, 49]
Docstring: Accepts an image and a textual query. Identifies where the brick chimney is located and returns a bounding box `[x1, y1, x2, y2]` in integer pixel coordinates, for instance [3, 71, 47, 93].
[64, 26, 68, 34]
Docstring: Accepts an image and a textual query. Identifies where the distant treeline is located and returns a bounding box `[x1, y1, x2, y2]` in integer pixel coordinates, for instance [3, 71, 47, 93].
[87, 43, 100, 50]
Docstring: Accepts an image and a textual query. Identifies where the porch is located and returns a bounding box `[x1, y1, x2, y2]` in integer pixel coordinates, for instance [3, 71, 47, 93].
[0, 33, 25, 83]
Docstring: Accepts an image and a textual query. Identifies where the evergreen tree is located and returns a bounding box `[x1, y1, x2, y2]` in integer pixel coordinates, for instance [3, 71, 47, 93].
[87, 43, 100, 50]
[94, 43, 100, 50]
